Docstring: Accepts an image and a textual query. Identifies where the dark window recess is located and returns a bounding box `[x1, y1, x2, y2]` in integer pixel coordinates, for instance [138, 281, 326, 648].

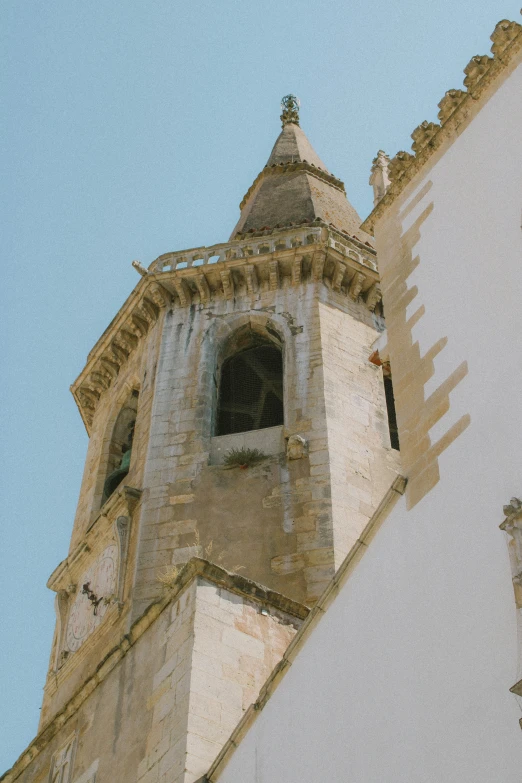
[217, 344, 284, 435]
[383, 375, 400, 450]
[102, 392, 138, 503]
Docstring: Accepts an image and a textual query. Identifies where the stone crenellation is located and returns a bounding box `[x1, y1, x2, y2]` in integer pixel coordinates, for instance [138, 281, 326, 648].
[463, 53, 493, 91]
[410, 120, 440, 155]
[437, 88, 466, 123]
[364, 18, 521, 219]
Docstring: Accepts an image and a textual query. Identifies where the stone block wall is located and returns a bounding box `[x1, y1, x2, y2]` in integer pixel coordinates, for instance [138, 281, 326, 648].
[131, 278, 399, 614]
[3, 566, 305, 783]
[132, 284, 328, 615]
[318, 293, 400, 567]
[139, 577, 299, 783]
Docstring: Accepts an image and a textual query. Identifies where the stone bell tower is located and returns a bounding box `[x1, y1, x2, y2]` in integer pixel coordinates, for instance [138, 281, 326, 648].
[5, 98, 399, 783]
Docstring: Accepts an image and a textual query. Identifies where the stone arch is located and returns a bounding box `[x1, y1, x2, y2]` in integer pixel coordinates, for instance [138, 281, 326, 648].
[200, 311, 297, 440]
[94, 381, 140, 511]
[216, 330, 284, 436]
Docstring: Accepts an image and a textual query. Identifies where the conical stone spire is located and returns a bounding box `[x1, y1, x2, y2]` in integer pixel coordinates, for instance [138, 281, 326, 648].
[230, 97, 372, 244]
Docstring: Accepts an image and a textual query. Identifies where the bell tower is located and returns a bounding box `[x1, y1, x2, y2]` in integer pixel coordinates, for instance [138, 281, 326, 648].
[5, 98, 399, 783]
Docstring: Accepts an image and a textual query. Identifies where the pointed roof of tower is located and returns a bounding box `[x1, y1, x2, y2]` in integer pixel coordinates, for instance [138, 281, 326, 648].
[265, 122, 329, 169]
[230, 96, 373, 245]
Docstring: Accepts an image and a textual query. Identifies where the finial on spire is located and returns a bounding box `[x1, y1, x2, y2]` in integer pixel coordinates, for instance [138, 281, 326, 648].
[280, 95, 300, 127]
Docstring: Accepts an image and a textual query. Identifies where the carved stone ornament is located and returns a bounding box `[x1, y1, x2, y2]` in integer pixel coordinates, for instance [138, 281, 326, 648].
[369, 150, 391, 205]
[173, 277, 191, 306]
[286, 434, 308, 460]
[365, 283, 382, 312]
[490, 19, 521, 59]
[502, 498, 522, 714]
[348, 272, 365, 301]
[110, 341, 129, 365]
[64, 542, 119, 653]
[463, 54, 493, 91]
[411, 121, 440, 154]
[89, 369, 111, 393]
[195, 274, 211, 305]
[503, 497, 522, 518]
[243, 264, 257, 295]
[130, 311, 149, 338]
[100, 356, 119, 379]
[387, 151, 414, 184]
[131, 259, 148, 277]
[148, 283, 171, 309]
[500, 497, 522, 608]
[437, 89, 466, 123]
[138, 298, 159, 325]
[333, 261, 346, 292]
[280, 94, 300, 127]
[116, 329, 138, 353]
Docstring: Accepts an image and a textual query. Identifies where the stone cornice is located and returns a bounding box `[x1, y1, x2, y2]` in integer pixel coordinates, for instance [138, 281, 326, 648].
[362, 19, 522, 233]
[71, 276, 171, 433]
[239, 160, 345, 211]
[71, 225, 380, 434]
[0, 560, 309, 783]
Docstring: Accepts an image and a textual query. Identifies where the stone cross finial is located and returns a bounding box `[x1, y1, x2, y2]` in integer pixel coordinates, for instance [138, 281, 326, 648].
[280, 95, 300, 127]
[369, 150, 391, 205]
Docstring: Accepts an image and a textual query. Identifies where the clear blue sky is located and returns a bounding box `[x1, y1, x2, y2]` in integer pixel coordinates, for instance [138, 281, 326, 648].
[1, 0, 519, 772]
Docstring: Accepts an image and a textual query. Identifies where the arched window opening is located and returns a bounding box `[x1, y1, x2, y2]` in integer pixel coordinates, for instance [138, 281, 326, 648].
[102, 390, 138, 503]
[216, 342, 284, 435]
[383, 373, 399, 451]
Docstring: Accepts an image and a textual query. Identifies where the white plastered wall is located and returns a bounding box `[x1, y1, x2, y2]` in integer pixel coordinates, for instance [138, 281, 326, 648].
[215, 62, 522, 783]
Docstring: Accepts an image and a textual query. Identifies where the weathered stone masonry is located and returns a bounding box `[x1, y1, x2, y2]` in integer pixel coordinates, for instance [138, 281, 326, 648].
[3, 101, 402, 783]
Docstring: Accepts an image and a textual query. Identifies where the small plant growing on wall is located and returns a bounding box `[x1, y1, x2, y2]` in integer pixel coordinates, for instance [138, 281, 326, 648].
[156, 530, 216, 588]
[157, 565, 180, 587]
[223, 447, 266, 469]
